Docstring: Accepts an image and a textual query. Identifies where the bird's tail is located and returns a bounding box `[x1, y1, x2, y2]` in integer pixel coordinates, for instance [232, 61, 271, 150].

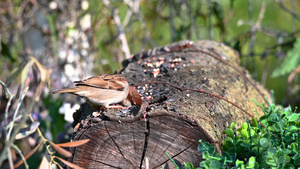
[52, 87, 78, 94]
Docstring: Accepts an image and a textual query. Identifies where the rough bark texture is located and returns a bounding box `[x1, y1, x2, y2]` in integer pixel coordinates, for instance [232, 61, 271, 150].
[68, 40, 270, 169]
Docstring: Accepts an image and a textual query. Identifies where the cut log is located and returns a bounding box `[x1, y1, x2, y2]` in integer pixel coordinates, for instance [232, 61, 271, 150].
[68, 40, 270, 169]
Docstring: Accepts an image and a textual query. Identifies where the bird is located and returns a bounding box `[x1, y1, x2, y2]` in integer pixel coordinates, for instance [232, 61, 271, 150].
[52, 74, 142, 109]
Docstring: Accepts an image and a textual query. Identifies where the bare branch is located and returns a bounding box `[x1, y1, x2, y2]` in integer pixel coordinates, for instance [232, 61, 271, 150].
[275, 0, 300, 20]
[103, 0, 131, 60]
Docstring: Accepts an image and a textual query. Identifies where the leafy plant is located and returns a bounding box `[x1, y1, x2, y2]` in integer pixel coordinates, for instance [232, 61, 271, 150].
[164, 152, 196, 169]
[0, 58, 89, 169]
[197, 102, 300, 169]
[272, 37, 300, 78]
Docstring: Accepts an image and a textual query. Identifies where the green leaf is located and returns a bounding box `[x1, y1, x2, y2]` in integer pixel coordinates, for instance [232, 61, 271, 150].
[285, 164, 296, 169]
[259, 114, 268, 121]
[235, 159, 244, 166]
[222, 151, 233, 163]
[288, 113, 299, 122]
[291, 143, 298, 153]
[184, 162, 195, 169]
[241, 143, 250, 148]
[224, 137, 233, 144]
[240, 129, 249, 139]
[197, 143, 206, 153]
[230, 122, 235, 129]
[210, 160, 221, 168]
[208, 146, 216, 154]
[266, 120, 277, 126]
[287, 125, 299, 133]
[200, 159, 211, 168]
[266, 157, 277, 166]
[260, 138, 270, 149]
[222, 128, 234, 138]
[242, 123, 248, 130]
[198, 141, 213, 153]
[283, 135, 293, 142]
[282, 149, 292, 155]
[269, 147, 277, 154]
[223, 137, 234, 150]
[272, 37, 300, 77]
[246, 157, 256, 168]
[279, 113, 286, 119]
[202, 151, 209, 159]
[249, 129, 256, 137]
[235, 135, 242, 140]
[252, 118, 258, 127]
[278, 155, 290, 164]
[292, 154, 300, 166]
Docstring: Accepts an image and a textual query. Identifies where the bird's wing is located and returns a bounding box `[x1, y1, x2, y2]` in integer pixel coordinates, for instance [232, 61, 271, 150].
[74, 74, 127, 91]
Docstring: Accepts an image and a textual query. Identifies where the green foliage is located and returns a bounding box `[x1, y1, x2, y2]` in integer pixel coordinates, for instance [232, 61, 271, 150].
[272, 37, 300, 78]
[42, 95, 65, 142]
[197, 103, 300, 169]
[1, 41, 16, 62]
[46, 13, 59, 55]
[165, 152, 196, 169]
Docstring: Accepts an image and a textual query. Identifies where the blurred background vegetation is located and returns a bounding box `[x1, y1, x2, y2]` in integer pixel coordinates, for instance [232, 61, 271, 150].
[0, 0, 300, 168]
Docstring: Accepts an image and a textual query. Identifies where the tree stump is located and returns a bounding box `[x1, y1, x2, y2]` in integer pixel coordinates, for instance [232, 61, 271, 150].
[68, 40, 270, 168]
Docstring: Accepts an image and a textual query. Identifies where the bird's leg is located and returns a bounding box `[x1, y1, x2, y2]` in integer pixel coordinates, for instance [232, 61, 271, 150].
[106, 105, 130, 109]
[92, 106, 107, 113]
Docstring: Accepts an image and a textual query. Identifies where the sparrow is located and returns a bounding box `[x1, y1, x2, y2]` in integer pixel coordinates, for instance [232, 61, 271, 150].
[52, 74, 142, 109]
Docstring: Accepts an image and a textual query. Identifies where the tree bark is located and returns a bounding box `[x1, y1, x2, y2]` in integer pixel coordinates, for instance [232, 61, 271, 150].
[68, 40, 270, 169]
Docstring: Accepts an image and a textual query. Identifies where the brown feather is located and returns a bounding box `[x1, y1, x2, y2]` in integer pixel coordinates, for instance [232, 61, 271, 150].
[74, 74, 126, 91]
[127, 86, 142, 107]
[52, 87, 80, 94]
